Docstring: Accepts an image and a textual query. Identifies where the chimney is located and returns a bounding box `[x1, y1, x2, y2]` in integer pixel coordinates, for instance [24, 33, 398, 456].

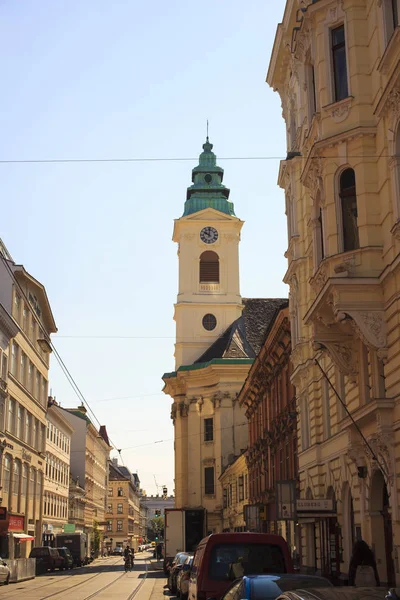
[112, 458, 118, 467]
[77, 404, 87, 414]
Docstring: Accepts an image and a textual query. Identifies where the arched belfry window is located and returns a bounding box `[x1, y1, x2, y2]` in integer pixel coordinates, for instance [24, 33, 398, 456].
[339, 168, 359, 252]
[200, 251, 219, 283]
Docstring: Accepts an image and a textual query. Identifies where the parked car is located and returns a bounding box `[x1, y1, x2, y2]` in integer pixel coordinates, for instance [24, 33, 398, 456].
[169, 552, 192, 593]
[29, 547, 64, 574]
[177, 555, 193, 600]
[276, 587, 389, 600]
[207, 574, 332, 600]
[0, 560, 10, 585]
[112, 547, 124, 556]
[57, 547, 74, 570]
[188, 533, 293, 600]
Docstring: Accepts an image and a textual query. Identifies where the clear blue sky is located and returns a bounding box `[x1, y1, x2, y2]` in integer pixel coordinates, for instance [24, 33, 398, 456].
[0, 0, 287, 495]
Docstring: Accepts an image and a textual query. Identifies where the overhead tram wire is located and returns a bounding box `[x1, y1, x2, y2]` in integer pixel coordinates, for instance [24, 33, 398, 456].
[0, 255, 124, 461]
[0, 153, 395, 166]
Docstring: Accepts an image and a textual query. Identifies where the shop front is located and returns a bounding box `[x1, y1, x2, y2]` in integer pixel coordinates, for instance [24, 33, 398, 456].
[0, 511, 35, 560]
[297, 498, 340, 581]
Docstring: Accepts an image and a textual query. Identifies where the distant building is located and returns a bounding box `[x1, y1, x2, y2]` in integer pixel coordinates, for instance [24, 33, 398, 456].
[60, 405, 112, 555]
[106, 458, 142, 551]
[42, 398, 74, 542]
[141, 494, 174, 538]
[219, 452, 248, 532]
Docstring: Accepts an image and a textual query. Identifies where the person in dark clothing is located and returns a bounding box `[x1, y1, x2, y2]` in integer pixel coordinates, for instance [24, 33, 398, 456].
[348, 540, 380, 586]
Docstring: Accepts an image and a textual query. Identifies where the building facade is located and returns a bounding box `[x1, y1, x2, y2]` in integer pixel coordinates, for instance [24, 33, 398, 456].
[163, 138, 286, 532]
[268, 0, 400, 584]
[106, 458, 142, 551]
[42, 399, 73, 542]
[61, 406, 111, 555]
[0, 242, 57, 559]
[141, 494, 174, 538]
[238, 305, 297, 552]
[220, 452, 249, 532]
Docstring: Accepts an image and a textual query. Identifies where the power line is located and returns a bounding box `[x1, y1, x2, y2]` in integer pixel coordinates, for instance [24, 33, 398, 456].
[0, 255, 124, 461]
[0, 154, 396, 165]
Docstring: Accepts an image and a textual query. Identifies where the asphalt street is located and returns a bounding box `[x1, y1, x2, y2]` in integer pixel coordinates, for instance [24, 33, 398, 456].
[0, 551, 169, 600]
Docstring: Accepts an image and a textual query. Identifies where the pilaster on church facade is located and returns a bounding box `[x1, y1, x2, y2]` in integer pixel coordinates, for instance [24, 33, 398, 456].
[163, 138, 286, 532]
[268, 0, 400, 585]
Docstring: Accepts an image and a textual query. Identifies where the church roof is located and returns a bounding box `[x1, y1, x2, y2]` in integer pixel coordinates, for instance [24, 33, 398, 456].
[195, 298, 288, 364]
[183, 138, 236, 217]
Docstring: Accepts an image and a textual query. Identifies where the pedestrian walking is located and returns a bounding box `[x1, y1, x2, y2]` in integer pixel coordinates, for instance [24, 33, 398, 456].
[348, 540, 380, 586]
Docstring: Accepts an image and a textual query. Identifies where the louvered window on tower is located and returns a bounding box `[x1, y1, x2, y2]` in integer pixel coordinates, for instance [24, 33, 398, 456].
[200, 251, 219, 283]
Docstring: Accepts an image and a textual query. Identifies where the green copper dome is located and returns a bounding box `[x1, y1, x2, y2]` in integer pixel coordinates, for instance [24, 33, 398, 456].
[183, 138, 236, 217]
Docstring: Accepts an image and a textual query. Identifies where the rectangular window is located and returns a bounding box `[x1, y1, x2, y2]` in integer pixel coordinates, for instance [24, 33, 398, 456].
[117, 520, 123, 532]
[331, 25, 348, 101]
[204, 467, 215, 495]
[27, 362, 33, 393]
[16, 404, 22, 439]
[107, 504, 113, 513]
[301, 396, 310, 450]
[108, 488, 113, 497]
[223, 488, 228, 509]
[7, 398, 15, 434]
[22, 305, 28, 333]
[322, 378, 331, 440]
[29, 468, 35, 496]
[11, 343, 18, 377]
[204, 418, 214, 442]
[238, 476, 244, 502]
[13, 292, 21, 320]
[22, 464, 28, 496]
[35, 370, 40, 400]
[117, 503, 123, 514]
[33, 418, 38, 449]
[30, 318, 35, 343]
[117, 487, 123, 497]
[107, 520, 112, 531]
[25, 412, 31, 446]
[3, 455, 11, 495]
[2, 353, 7, 380]
[0, 397, 5, 432]
[20, 352, 26, 386]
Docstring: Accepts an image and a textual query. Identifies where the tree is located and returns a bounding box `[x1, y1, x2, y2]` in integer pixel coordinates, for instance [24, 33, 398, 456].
[148, 516, 164, 541]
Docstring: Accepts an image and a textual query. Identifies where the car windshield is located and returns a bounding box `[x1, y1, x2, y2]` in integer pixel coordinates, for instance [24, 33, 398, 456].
[251, 577, 332, 600]
[209, 544, 286, 581]
[179, 554, 189, 564]
[30, 548, 49, 557]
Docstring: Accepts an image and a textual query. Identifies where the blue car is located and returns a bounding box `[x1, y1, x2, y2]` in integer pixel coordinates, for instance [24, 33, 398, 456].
[213, 574, 332, 600]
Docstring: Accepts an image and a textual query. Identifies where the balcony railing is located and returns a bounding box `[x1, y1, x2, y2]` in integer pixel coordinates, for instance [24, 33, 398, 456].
[199, 283, 220, 292]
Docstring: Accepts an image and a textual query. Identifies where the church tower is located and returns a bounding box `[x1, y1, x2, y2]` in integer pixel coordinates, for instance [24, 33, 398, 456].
[173, 138, 244, 368]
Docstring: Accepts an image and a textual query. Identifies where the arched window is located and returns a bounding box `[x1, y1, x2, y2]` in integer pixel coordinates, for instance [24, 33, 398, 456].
[199, 251, 219, 283]
[339, 168, 359, 252]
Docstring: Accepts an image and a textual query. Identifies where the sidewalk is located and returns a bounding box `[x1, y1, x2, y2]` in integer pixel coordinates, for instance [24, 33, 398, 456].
[150, 559, 164, 571]
[150, 573, 172, 600]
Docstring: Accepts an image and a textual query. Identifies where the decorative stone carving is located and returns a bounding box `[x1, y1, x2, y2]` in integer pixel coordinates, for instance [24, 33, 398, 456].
[310, 267, 328, 293]
[320, 341, 358, 382]
[328, 98, 352, 123]
[178, 402, 189, 417]
[386, 87, 400, 120]
[171, 403, 177, 423]
[344, 310, 387, 349]
[303, 157, 323, 199]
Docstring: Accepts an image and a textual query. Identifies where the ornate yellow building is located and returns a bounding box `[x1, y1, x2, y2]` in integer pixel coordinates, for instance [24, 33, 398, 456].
[163, 139, 285, 532]
[268, 0, 400, 585]
[219, 452, 249, 532]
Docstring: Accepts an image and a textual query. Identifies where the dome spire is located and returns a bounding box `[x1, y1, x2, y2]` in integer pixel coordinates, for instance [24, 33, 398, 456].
[182, 137, 236, 217]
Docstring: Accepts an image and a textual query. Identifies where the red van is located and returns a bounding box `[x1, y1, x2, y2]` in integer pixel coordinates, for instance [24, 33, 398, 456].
[188, 532, 293, 600]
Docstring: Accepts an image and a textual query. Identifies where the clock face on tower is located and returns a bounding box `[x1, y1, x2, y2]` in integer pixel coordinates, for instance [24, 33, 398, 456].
[200, 226, 218, 244]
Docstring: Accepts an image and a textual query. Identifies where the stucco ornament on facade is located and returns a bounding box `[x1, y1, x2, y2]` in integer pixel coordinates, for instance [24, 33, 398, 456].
[339, 310, 387, 349]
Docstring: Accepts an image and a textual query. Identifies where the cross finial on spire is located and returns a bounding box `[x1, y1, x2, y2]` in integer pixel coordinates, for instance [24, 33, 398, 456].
[206, 119, 209, 142]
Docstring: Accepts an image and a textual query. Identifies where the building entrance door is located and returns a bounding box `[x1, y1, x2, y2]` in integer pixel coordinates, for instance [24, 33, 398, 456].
[370, 469, 395, 585]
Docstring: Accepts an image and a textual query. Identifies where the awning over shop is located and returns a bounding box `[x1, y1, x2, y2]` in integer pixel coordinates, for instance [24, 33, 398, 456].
[12, 534, 35, 542]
